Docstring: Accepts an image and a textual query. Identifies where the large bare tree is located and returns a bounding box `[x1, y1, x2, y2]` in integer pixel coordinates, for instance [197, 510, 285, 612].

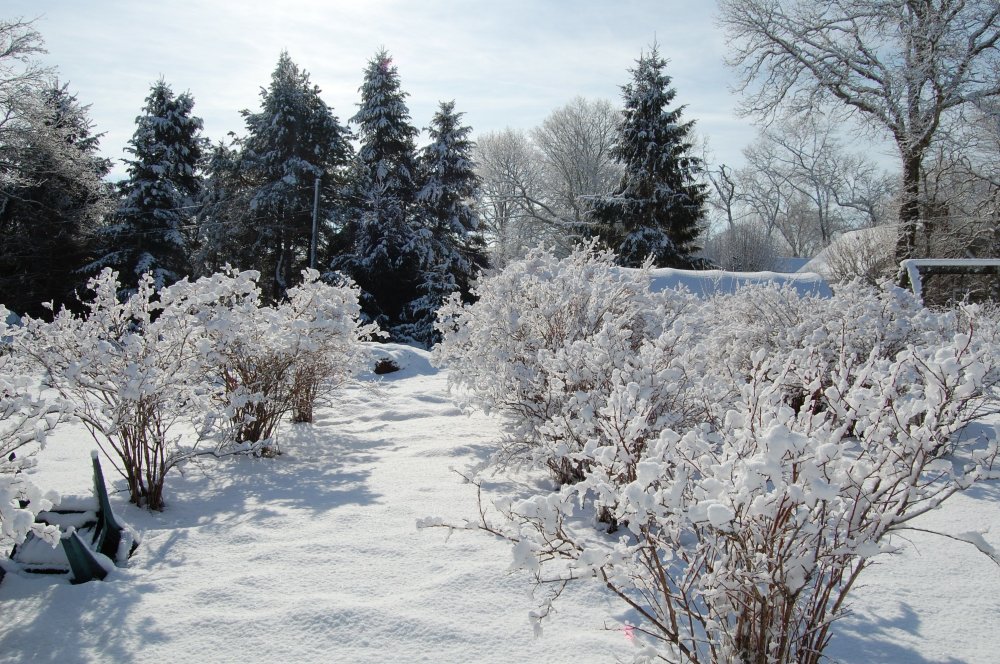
[475, 99, 620, 264]
[719, 0, 1000, 260]
[531, 97, 620, 224]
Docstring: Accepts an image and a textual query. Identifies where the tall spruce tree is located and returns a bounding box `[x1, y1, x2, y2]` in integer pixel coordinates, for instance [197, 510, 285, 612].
[192, 140, 245, 278]
[591, 45, 708, 268]
[333, 49, 426, 334]
[0, 83, 111, 316]
[398, 100, 487, 345]
[417, 100, 486, 277]
[236, 51, 353, 302]
[92, 79, 204, 292]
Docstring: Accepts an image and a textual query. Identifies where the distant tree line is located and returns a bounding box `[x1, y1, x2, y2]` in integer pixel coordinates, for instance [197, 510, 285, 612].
[1, 27, 491, 345]
[9, 3, 995, 332]
[94, 48, 490, 346]
[1, 19, 714, 344]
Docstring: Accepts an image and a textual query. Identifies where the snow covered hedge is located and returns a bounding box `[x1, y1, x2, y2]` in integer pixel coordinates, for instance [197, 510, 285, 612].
[435, 246, 700, 486]
[3, 268, 377, 511]
[179, 268, 380, 452]
[0, 318, 65, 548]
[432, 246, 1000, 664]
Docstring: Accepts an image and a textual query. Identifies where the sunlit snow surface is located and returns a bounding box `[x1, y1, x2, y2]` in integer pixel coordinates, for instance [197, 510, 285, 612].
[1, 345, 997, 663]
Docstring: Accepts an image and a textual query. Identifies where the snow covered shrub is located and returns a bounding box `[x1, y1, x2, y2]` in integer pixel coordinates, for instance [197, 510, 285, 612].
[529, 322, 715, 527]
[181, 269, 378, 452]
[692, 280, 912, 381]
[456, 341, 999, 664]
[690, 279, 973, 432]
[8, 267, 378, 509]
[12, 270, 221, 510]
[431, 258, 1000, 663]
[150, 268, 276, 450]
[0, 315, 64, 547]
[214, 324, 296, 449]
[434, 245, 694, 485]
[282, 271, 380, 424]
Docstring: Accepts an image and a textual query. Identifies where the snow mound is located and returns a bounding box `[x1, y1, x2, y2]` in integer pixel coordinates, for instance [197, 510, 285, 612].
[642, 266, 832, 298]
[801, 225, 896, 280]
[365, 342, 437, 379]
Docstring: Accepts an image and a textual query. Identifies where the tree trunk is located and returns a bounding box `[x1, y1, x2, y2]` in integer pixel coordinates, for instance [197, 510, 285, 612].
[896, 151, 922, 262]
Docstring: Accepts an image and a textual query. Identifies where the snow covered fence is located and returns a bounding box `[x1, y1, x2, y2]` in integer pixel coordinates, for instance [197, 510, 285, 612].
[899, 258, 1000, 301]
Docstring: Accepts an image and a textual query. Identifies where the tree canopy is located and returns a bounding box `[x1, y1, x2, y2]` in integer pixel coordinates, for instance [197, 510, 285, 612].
[720, 0, 1000, 261]
[91, 79, 204, 293]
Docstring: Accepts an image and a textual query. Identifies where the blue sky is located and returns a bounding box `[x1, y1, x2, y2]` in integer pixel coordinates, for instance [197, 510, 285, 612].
[8, 1, 752, 178]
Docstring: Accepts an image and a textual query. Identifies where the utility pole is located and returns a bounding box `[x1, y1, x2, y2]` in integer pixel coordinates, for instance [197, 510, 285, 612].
[310, 174, 320, 269]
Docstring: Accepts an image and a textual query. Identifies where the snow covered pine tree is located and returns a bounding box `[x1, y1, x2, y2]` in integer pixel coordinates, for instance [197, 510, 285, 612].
[399, 100, 487, 346]
[591, 44, 709, 269]
[236, 51, 353, 302]
[331, 50, 428, 338]
[91, 79, 204, 294]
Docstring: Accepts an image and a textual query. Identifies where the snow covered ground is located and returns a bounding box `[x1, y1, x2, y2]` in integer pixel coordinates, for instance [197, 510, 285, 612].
[1, 344, 998, 663]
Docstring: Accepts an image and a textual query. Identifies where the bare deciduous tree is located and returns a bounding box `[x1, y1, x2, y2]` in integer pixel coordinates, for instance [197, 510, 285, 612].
[702, 220, 779, 271]
[0, 18, 51, 188]
[474, 128, 557, 265]
[705, 161, 741, 231]
[720, 0, 1000, 260]
[531, 96, 620, 224]
[704, 114, 897, 264]
[751, 116, 842, 245]
[914, 105, 1000, 258]
[475, 99, 621, 265]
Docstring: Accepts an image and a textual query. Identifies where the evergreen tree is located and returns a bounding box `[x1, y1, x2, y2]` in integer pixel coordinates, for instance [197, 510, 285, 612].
[332, 49, 426, 334]
[398, 100, 488, 345]
[417, 100, 486, 277]
[591, 45, 708, 268]
[0, 83, 111, 316]
[236, 51, 353, 302]
[92, 79, 204, 292]
[192, 140, 246, 278]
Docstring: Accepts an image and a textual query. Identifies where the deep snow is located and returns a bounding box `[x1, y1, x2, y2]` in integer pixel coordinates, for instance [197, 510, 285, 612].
[1, 345, 997, 663]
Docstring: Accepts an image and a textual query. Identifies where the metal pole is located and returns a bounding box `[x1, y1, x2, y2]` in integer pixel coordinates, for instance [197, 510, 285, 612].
[310, 174, 320, 269]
